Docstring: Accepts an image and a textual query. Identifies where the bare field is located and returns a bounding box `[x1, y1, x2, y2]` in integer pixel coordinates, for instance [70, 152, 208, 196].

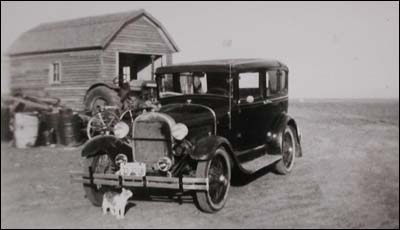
[1, 99, 399, 229]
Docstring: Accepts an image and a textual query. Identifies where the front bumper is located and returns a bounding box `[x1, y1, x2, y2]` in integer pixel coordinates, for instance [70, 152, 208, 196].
[70, 171, 209, 191]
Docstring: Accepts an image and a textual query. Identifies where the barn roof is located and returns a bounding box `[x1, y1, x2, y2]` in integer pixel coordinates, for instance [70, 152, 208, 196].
[7, 9, 179, 56]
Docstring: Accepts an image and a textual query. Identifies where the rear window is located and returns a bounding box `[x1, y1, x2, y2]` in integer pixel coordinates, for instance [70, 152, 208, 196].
[266, 70, 287, 96]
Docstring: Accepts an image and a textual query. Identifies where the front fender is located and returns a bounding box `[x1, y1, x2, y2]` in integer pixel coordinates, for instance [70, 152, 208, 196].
[81, 135, 132, 159]
[268, 113, 302, 157]
[191, 136, 232, 161]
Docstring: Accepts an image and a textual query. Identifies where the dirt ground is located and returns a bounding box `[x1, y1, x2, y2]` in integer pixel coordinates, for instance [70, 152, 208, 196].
[1, 99, 399, 229]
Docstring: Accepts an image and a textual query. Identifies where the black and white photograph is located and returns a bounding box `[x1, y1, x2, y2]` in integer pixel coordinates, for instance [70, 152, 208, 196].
[1, 1, 399, 229]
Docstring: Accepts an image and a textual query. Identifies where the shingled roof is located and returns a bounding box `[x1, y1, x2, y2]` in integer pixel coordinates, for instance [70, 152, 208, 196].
[7, 9, 179, 56]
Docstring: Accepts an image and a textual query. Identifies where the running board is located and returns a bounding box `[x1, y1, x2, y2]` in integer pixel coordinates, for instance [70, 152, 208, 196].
[240, 154, 282, 174]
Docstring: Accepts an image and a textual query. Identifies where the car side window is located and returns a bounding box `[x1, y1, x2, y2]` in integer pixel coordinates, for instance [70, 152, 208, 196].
[238, 72, 262, 103]
[266, 70, 287, 97]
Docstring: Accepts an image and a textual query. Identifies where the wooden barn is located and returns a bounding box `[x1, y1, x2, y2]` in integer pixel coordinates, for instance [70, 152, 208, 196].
[7, 9, 179, 111]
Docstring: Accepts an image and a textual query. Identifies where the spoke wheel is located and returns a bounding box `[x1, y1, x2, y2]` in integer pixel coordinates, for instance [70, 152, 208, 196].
[195, 147, 231, 213]
[86, 110, 119, 139]
[83, 154, 115, 206]
[274, 126, 296, 175]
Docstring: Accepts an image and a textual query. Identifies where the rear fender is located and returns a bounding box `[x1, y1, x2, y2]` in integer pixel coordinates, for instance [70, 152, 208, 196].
[81, 135, 132, 160]
[267, 113, 302, 157]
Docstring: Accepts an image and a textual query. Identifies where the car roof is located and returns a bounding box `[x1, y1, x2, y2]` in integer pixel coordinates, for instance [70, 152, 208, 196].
[156, 58, 288, 74]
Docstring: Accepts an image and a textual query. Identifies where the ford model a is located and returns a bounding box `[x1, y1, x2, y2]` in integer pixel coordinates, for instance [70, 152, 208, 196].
[70, 59, 302, 213]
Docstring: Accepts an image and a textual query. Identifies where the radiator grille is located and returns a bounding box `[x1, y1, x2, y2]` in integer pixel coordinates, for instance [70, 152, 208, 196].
[133, 119, 172, 165]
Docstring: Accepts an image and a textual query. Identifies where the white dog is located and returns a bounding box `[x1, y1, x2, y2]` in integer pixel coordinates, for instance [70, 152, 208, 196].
[102, 188, 133, 219]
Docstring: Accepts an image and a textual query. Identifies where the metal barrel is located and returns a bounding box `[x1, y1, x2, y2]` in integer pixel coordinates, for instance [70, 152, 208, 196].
[38, 111, 59, 145]
[1, 105, 12, 141]
[62, 121, 75, 146]
[59, 108, 75, 146]
[36, 113, 48, 146]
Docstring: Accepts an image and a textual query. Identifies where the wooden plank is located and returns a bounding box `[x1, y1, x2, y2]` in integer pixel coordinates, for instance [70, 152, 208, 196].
[3, 96, 53, 111]
[71, 178, 91, 184]
[147, 182, 180, 189]
[145, 176, 179, 183]
[122, 175, 143, 181]
[182, 178, 208, 183]
[93, 173, 119, 180]
[122, 181, 144, 187]
[183, 184, 208, 191]
[45, 86, 87, 91]
[93, 179, 119, 186]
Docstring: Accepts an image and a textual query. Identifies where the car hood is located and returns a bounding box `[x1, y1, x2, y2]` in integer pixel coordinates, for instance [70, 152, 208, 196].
[159, 102, 229, 137]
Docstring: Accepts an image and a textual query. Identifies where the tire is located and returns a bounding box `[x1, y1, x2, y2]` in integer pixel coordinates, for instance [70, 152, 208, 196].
[83, 154, 115, 206]
[195, 147, 231, 213]
[274, 126, 296, 175]
[84, 86, 121, 115]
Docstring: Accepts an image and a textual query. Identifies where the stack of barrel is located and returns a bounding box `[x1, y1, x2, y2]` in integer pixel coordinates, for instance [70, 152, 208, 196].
[2, 95, 87, 148]
[38, 108, 86, 147]
[37, 110, 61, 146]
[2, 106, 86, 148]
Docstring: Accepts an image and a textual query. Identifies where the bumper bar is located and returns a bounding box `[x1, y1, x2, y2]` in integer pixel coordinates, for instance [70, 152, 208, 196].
[70, 171, 209, 191]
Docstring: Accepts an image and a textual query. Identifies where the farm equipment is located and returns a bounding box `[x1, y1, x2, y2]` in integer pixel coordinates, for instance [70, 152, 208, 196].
[84, 79, 158, 115]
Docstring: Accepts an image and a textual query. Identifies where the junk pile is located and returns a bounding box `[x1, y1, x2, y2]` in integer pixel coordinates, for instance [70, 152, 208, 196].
[1, 94, 88, 148]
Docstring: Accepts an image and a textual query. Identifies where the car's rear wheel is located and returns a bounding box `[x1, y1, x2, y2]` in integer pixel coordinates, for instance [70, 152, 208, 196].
[83, 154, 115, 206]
[274, 126, 296, 175]
[195, 147, 231, 213]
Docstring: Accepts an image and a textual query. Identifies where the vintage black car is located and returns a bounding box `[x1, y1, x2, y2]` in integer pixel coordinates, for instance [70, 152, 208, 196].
[71, 58, 302, 213]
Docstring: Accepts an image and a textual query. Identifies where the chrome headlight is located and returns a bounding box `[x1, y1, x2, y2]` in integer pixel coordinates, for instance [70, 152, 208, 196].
[113, 121, 129, 139]
[157, 157, 172, 172]
[171, 123, 188, 141]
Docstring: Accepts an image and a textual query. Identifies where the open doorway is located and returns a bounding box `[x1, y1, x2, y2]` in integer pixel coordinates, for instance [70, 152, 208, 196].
[118, 53, 162, 85]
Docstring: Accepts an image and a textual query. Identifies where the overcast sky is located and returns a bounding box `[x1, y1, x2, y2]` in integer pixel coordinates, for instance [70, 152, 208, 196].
[1, 1, 399, 98]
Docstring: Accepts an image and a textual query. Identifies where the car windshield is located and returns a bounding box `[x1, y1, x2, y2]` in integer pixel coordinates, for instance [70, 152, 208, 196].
[157, 72, 230, 98]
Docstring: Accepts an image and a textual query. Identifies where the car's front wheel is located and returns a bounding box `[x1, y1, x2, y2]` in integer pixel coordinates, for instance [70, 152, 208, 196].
[195, 147, 231, 213]
[274, 125, 296, 175]
[83, 154, 115, 206]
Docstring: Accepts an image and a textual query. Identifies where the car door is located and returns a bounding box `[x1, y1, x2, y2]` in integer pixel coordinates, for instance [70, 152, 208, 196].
[263, 69, 289, 131]
[234, 71, 266, 150]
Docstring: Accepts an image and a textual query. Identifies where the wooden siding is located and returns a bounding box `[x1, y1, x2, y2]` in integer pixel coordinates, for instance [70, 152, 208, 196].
[9, 50, 104, 111]
[101, 16, 174, 80]
[8, 15, 175, 111]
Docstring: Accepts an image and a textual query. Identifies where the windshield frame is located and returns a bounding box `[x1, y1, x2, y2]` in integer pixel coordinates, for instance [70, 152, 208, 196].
[155, 72, 231, 99]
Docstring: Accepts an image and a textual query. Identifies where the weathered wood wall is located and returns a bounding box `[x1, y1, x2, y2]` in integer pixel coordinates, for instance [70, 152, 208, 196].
[101, 16, 174, 80]
[9, 15, 175, 111]
[9, 50, 104, 111]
